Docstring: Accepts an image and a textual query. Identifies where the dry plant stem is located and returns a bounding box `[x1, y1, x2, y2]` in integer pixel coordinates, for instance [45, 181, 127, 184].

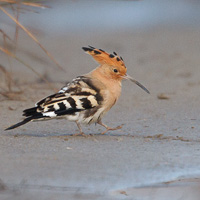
[0, 90, 23, 100]
[0, 85, 7, 92]
[0, 29, 12, 41]
[13, 0, 20, 50]
[0, 30, 21, 92]
[0, 6, 65, 72]
[0, 46, 57, 92]
[2, 34, 12, 91]
[0, 63, 12, 91]
[0, 65, 23, 100]
[0, 0, 49, 8]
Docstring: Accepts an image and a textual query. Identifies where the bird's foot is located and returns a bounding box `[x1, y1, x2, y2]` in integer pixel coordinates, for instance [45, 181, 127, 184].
[101, 124, 124, 135]
[73, 121, 88, 137]
[72, 132, 87, 137]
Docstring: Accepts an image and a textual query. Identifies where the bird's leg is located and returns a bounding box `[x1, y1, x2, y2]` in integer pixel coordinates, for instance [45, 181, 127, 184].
[97, 120, 123, 135]
[73, 121, 86, 136]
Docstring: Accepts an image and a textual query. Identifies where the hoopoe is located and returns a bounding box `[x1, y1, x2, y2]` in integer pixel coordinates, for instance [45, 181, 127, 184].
[5, 46, 149, 135]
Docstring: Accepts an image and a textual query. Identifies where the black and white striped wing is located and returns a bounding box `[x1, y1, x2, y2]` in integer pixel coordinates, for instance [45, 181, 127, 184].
[23, 76, 103, 119]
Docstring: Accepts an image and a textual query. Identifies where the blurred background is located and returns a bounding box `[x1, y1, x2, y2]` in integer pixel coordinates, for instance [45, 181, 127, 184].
[1, 0, 200, 90]
[1, 1, 200, 199]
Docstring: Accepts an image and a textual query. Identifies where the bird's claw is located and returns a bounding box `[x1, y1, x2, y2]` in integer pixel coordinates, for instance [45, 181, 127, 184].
[72, 132, 87, 137]
[101, 124, 124, 135]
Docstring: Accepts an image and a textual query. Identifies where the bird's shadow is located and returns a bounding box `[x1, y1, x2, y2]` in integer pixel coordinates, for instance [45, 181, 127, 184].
[3, 130, 200, 143]
[3, 123, 128, 138]
[2, 129, 133, 138]
[3, 128, 198, 143]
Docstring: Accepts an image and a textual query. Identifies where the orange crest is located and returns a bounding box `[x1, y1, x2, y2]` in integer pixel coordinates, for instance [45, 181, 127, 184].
[82, 46, 126, 68]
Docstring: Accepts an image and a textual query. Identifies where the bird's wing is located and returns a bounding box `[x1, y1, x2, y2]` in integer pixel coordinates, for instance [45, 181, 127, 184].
[23, 76, 103, 118]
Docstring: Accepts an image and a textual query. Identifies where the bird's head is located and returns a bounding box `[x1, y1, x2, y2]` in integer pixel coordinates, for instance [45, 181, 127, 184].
[82, 46, 150, 94]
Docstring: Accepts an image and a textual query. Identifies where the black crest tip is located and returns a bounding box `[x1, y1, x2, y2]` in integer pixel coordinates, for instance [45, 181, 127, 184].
[88, 45, 95, 49]
[82, 47, 93, 52]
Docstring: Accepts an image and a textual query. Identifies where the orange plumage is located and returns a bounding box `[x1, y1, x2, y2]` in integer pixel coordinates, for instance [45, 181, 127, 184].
[83, 46, 125, 67]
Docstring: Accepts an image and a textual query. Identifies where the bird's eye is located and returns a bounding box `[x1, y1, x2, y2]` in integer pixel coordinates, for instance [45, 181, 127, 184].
[113, 69, 118, 73]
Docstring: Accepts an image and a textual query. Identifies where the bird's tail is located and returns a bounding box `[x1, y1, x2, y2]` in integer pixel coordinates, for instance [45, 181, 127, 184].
[5, 116, 34, 131]
[5, 107, 44, 131]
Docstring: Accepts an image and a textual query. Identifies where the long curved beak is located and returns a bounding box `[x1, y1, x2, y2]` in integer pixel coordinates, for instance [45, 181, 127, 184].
[122, 74, 150, 94]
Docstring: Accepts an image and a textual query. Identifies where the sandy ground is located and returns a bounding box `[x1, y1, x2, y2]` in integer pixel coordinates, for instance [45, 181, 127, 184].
[1, 24, 200, 200]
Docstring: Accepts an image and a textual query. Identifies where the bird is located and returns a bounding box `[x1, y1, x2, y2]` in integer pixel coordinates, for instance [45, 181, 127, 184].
[5, 46, 150, 135]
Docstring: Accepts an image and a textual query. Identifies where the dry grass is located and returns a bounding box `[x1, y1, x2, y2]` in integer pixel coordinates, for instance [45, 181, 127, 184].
[0, 46, 58, 92]
[0, 0, 62, 100]
[0, 0, 49, 8]
[0, 64, 24, 100]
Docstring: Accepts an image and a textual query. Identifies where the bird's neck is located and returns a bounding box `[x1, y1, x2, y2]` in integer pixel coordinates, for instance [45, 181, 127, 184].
[88, 66, 122, 107]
